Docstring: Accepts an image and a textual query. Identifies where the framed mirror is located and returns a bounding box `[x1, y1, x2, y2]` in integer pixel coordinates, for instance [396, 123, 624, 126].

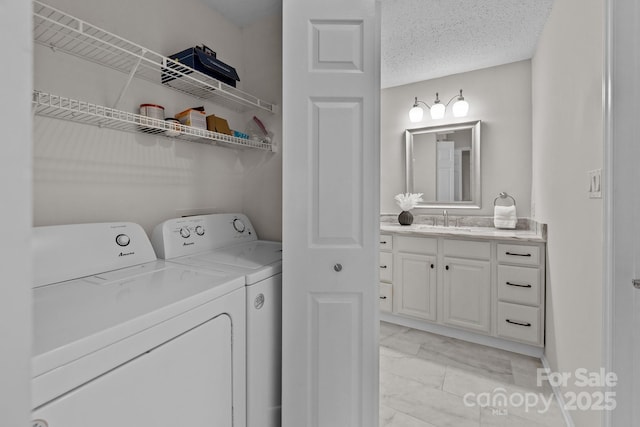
[405, 120, 481, 209]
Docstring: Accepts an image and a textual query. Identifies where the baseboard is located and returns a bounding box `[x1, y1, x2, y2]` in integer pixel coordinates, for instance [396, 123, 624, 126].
[540, 355, 574, 427]
[380, 312, 543, 358]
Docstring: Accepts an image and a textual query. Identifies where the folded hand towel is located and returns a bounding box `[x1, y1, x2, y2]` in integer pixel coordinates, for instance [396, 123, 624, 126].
[494, 205, 517, 229]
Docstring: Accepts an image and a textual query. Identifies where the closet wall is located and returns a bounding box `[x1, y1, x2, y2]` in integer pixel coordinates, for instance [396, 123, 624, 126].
[33, 0, 282, 240]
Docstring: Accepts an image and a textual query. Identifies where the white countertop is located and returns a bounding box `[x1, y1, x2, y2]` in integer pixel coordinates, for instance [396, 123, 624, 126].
[380, 223, 546, 243]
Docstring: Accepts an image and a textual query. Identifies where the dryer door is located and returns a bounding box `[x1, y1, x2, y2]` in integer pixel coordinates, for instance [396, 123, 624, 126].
[32, 314, 233, 427]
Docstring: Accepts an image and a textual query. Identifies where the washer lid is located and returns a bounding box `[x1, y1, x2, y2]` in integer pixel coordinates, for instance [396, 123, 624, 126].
[198, 241, 282, 269]
[170, 241, 282, 285]
[32, 260, 244, 377]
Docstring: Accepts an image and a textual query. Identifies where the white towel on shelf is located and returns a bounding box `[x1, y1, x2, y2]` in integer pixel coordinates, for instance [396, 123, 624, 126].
[494, 205, 517, 229]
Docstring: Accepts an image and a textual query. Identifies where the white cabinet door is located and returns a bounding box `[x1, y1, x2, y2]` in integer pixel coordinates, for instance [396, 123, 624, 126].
[282, 0, 380, 426]
[443, 257, 491, 333]
[394, 252, 437, 321]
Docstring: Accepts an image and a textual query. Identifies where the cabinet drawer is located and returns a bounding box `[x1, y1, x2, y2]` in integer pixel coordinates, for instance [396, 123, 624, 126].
[497, 265, 541, 306]
[379, 234, 393, 251]
[395, 236, 437, 254]
[497, 244, 541, 266]
[444, 239, 490, 260]
[379, 251, 393, 283]
[497, 302, 542, 346]
[379, 282, 392, 312]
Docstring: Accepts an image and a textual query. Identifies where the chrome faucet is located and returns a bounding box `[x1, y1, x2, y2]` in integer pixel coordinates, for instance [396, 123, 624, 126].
[443, 210, 449, 227]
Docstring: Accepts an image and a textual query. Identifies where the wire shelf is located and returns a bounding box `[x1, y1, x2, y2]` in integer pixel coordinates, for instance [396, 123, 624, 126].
[33, 91, 274, 151]
[33, 0, 276, 114]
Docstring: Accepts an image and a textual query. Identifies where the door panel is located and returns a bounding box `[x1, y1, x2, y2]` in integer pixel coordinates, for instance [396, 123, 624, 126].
[282, 0, 380, 426]
[436, 141, 454, 201]
[310, 293, 362, 426]
[311, 99, 363, 246]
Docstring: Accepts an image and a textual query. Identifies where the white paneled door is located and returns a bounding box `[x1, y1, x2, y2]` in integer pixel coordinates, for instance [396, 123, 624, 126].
[282, 0, 380, 426]
[436, 141, 454, 201]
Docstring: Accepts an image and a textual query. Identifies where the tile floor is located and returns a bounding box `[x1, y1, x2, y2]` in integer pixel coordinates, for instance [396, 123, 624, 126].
[379, 321, 568, 427]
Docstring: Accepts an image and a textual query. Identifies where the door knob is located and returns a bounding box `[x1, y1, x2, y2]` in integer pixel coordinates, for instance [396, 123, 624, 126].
[633, 279, 640, 289]
[334, 263, 343, 272]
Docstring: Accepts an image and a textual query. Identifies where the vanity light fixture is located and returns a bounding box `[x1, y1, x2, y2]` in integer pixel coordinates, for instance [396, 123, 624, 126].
[409, 89, 469, 122]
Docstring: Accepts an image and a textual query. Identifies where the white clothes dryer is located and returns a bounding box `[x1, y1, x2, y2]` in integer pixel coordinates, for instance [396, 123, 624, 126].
[31, 222, 246, 427]
[152, 214, 282, 427]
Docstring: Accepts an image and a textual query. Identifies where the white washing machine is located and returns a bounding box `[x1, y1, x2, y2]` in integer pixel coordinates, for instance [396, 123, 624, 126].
[31, 222, 247, 427]
[152, 213, 282, 427]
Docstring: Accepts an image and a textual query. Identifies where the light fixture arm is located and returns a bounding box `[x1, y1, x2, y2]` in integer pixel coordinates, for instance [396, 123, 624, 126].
[443, 89, 465, 107]
[412, 96, 432, 109]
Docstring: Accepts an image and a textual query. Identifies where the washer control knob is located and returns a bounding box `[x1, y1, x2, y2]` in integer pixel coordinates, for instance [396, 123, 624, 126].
[232, 218, 246, 233]
[195, 225, 205, 236]
[179, 227, 191, 238]
[115, 234, 130, 247]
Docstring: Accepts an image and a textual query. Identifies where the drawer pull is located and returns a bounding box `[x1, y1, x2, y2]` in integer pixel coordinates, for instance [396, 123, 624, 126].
[505, 251, 532, 257]
[380, 241, 387, 244]
[380, 296, 387, 300]
[380, 265, 388, 269]
[506, 281, 532, 288]
[506, 319, 532, 327]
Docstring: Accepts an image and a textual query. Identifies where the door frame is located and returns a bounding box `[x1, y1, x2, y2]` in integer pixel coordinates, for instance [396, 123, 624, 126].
[602, 0, 639, 425]
[1, 0, 33, 426]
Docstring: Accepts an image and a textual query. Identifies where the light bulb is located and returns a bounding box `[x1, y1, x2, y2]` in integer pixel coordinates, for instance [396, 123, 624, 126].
[409, 105, 424, 122]
[430, 103, 445, 119]
[452, 99, 469, 117]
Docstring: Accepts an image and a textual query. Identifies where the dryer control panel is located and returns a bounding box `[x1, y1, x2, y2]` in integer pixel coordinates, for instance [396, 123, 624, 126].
[152, 213, 258, 259]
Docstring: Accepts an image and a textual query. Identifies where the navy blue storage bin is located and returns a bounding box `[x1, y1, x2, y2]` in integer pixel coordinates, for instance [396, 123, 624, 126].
[162, 45, 240, 88]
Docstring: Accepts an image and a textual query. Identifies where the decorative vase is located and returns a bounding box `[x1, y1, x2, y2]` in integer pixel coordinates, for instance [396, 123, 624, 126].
[398, 210, 413, 226]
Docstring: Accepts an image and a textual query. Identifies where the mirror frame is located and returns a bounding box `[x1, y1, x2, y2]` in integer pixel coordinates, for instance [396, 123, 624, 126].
[405, 120, 482, 209]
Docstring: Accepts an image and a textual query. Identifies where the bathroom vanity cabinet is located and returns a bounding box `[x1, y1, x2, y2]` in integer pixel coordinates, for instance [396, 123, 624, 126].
[378, 236, 394, 312]
[379, 227, 546, 349]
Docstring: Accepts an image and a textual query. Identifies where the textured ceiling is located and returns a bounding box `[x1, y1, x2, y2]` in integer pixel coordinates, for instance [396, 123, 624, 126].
[201, 0, 554, 89]
[381, 0, 554, 88]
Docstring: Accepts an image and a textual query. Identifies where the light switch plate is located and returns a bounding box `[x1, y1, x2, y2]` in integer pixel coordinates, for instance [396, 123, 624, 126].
[588, 169, 602, 199]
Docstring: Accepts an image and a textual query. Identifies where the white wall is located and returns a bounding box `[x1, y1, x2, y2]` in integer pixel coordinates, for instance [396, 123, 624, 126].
[33, 0, 282, 240]
[240, 14, 283, 241]
[531, 0, 604, 425]
[0, 0, 32, 425]
[381, 60, 532, 217]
